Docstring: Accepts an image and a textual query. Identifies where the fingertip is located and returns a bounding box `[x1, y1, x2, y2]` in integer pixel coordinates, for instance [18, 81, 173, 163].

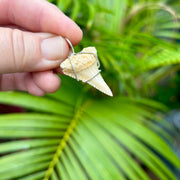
[2, 0, 83, 46]
[32, 71, 61, 93]
[65, 20, 83, 46]
[25, 73, 46, 96]
[76, 26, 83, 45]
[57, 15, 83, 46]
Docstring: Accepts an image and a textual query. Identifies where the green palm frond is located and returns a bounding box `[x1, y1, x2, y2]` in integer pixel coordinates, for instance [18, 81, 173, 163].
[1, 0, 180, 179]
[0, 77, 179, 180]
[52, 0, 180, 95]
[139, 48, 180, 71]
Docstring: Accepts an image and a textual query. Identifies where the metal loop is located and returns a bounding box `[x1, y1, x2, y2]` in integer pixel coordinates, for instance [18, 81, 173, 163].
[65, 38, 101, 83]
[84, 70, 101, 83]
[65, 38, 75, 55]
[68, 56, 79, 81]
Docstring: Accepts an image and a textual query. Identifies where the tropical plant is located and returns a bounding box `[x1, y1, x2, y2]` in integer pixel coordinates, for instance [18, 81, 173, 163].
[0, 0, 180, 180]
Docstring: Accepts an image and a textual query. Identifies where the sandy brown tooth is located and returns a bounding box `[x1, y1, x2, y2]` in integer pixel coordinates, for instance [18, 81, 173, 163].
[60, 47, 113, 96]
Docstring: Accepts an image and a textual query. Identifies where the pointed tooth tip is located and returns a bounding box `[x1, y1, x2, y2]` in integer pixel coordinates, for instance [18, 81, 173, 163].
[85, 70, 113, 97]
[102, 87, 113, 97]
[89, 79, 113, 96]
[107, 91, 113, 97]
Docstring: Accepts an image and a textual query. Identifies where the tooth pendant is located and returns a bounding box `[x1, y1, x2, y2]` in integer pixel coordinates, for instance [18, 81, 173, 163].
[60, 39, 113, 96]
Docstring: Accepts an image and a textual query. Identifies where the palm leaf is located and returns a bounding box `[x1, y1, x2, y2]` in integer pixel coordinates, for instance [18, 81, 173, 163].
[139, 49, 180, 72]
[0, 80, 179, 179]
[0, 0, 180, 179]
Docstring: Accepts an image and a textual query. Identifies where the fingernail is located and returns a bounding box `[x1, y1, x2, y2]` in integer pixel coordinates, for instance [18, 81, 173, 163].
[41, 36, 65, 60]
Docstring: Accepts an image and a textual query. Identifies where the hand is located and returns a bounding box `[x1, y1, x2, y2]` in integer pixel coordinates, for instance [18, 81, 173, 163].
[0, 0, 82, 96]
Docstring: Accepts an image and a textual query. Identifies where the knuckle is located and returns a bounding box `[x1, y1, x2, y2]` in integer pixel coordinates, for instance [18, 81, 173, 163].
[11, 29, 25, 71]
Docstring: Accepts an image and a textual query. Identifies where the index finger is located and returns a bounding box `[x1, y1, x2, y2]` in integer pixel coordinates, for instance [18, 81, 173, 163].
[0, 0, 82, 45]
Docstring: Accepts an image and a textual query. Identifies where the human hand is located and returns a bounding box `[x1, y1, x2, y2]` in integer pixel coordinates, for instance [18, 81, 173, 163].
[0, 0, 82, 96]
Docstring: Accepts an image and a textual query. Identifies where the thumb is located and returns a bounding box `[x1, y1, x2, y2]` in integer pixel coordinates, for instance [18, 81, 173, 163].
[0, 28, 69, 73]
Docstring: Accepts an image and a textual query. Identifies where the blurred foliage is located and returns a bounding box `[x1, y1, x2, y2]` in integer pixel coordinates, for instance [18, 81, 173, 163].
[0, 0, 180, 179]
[50, 0, 180, 100]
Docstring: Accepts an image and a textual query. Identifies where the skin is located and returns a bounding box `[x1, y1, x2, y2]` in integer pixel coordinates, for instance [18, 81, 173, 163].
[0, 0, 83, 96]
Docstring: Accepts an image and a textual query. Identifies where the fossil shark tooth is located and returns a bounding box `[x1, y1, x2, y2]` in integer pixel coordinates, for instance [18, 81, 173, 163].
[60, 47, 113, 96]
